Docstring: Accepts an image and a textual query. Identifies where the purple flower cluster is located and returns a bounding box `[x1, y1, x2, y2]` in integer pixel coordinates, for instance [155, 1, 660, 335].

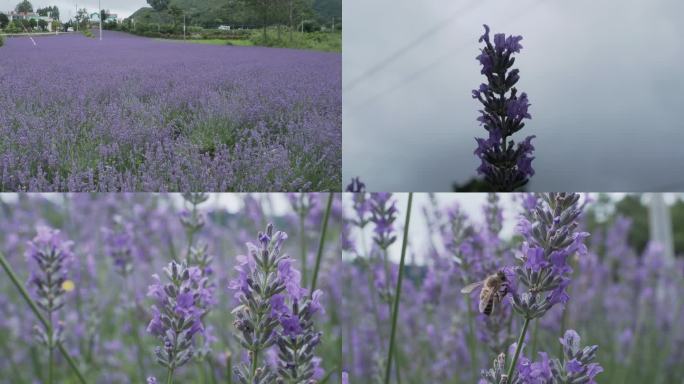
[102, 223, 134, 276]
[370, 193, 398, 250]
[147, 261, 209, 377]
[230, 223, 324, 383]
[25, 226, 75, 353]
[0, 32, 341, 191]
[345, 177, 366, 193]
[341, 193, 684, 383]
[26, 226, 75, 316]
[480, 330, 602, 384]
[472, 25, 535, 191]
[509, 193, 589, 319]
[0, 193, 341, 383]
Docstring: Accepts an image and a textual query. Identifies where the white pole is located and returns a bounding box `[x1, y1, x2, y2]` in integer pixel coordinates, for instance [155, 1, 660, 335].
[99, 0, 102, 40]
[183, 13, 186, 40]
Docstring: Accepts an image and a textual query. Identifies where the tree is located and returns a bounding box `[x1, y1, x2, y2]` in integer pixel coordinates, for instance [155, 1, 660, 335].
[613, 195, 649, 254]
[168, 5, 182, 28]
[38, 18, 47, 31]
[36, 6, 60, 19]
[29, 18, 37, 30]
[147, 0, 169, 12]
[670, 198, 684, 255]
[244, 0, 277, 39]
[75, 8, 88, 30]
[15, 0, 33, 14]
[0, 13, 9, 29]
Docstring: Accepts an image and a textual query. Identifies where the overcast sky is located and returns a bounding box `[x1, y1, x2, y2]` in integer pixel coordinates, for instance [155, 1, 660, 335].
[1, 0, 147, 20]
[343, 0, 684, 192]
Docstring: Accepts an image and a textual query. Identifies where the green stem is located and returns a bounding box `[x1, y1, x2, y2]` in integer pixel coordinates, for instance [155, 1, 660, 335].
[466, 300, 478, 381]
[531, 318, 539, 357]
[384, 193, 413, 384]
[226, 353, 233, 384]
[167, 367, 174, 384]
[506, 317, 531, 383]
[185, 201, 198, 260]
[127, 280, 147, 382]
[319, 366, 337, 384]
[207, 358, 218, 384]
[250, 346, 259, 381]
[48, 327, 54, 384]
[0, 252, 87, 384]
[310, 192, 333, 293]
[299, 207, 308, 287]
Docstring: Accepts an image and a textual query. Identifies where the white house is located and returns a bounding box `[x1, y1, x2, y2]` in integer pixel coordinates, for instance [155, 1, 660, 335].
[5, 11, 55, 31]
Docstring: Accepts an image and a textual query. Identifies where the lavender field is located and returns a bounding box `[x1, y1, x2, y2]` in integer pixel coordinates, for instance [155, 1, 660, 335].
[0, 193, 342, 383]
[342, 193, 684, 383]
[0, 32, 341, 191]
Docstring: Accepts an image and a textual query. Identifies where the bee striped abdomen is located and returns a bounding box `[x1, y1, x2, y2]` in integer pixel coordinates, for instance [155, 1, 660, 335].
[483, 298, 494, 316]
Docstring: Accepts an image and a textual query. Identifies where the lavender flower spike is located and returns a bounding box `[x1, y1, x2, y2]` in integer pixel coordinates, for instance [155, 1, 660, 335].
[473, 24, 535, 191]
[147, 261, 207, 383]
[230, 223, 291, 383]
[510, 193, 589, 320]
[480, 329, 603, 384]
[26, 226, 75, 383]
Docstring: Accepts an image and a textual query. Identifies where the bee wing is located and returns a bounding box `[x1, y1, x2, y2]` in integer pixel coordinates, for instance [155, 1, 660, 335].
[488, 291, 506, 315]
[460, 280, 484, 294]
[479, 288, 496, 314]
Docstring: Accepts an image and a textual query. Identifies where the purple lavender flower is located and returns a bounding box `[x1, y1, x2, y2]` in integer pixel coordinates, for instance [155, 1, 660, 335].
[481, 329, 602, 384]
[370, 193, 398, 250]
[102, 224, 134, 276]
[509, 193, 589, 319]
[25, 226, 75, 374]
[147, 261, 207, 381]
[346, 177, 366, 192]
[0, 32, 341, 192]
[26, 226, 74, 316]
[472, 24, 535, 191]
[230, 223, 324, 383]
[273, 288, 325, 382]
[229, 223, 289, 382]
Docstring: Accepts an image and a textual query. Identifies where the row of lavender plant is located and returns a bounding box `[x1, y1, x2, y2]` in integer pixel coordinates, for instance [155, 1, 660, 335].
[0, 193, 342, 383]
[342, 192, 684, 383]
[0, 33, 341, 191]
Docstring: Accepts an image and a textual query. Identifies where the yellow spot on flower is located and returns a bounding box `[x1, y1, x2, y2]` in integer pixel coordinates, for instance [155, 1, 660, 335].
[62, 280, 75, 292]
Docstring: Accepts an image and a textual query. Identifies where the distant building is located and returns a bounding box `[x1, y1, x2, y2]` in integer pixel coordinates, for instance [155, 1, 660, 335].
[89, 12, 118, 24]
[5, 11, 55, 31]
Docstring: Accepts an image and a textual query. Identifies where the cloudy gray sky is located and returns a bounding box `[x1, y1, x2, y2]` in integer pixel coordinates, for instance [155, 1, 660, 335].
[1, 0, 147, 20]
[343, 0, 684, 192]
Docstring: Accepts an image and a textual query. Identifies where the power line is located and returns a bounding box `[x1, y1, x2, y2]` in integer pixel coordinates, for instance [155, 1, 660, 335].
[345, 0, 547, 111]
[343, 0, 482, 93]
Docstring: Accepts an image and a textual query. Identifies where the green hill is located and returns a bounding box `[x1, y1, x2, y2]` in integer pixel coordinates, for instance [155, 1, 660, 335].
[129, 0, 341, 29]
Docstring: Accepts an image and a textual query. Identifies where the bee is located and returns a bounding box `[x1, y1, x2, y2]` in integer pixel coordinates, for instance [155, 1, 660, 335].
[460, 271, 508, 316]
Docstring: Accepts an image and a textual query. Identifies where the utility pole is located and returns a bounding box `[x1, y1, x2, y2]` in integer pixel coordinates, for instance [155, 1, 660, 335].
[99, 0, 102, 40]
[648, 193, 675, 301]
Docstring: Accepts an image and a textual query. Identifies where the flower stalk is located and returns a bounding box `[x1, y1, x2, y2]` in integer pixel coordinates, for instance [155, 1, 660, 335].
[472, 24, 535, 191]
[311, 192, 334, 293]
[384, 193, 413, 384]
